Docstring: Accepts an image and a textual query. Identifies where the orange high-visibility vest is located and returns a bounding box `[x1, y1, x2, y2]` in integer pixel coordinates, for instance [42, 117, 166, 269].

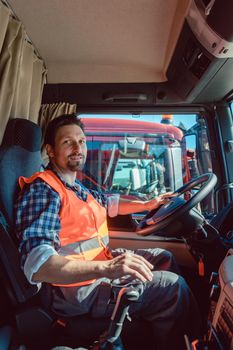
[19, 170, 112, 287]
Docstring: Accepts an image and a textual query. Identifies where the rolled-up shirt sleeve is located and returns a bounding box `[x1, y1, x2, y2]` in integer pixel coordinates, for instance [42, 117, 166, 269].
[107, 194, 120, 217]
[88, 188, 120, 218]
[24, 244, 58, 285]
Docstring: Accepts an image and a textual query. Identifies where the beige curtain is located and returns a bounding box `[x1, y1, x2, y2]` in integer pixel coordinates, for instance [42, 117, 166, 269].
[39, 102, 77, 144]
[29, 57, 47, 123]
[0, 1, 47, 143]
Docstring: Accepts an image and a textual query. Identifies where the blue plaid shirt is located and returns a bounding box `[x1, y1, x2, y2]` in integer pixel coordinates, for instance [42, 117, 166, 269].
[14, 165, 108, 269]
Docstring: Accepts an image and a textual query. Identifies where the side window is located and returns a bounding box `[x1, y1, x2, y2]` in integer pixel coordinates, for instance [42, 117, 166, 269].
[183, 116, 214, 214]
[230, 102, 233, 115]
[184, 116, 212, 178]
[196, 117, 213, 175]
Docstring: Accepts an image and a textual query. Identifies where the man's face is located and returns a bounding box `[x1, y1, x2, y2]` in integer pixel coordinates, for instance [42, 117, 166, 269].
[47, 124, 87, 173]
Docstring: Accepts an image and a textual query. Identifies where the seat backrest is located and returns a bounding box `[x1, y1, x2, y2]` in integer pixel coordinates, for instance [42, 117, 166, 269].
[0, 118, 42, 229]
[0, 118, 43, 304]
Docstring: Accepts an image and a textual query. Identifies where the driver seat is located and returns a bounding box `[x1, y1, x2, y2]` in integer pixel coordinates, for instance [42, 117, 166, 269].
[0, 118, 152, 349]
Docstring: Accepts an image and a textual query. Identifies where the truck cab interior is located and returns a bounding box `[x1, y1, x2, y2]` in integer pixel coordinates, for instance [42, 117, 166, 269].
[0, 0, 233, 349]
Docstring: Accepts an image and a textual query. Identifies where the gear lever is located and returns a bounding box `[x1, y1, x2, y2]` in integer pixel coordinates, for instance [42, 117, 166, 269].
[92, 286, 140, 350]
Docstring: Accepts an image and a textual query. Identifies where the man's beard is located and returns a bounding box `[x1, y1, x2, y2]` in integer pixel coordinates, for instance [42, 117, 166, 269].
[67, 159, 85, 171]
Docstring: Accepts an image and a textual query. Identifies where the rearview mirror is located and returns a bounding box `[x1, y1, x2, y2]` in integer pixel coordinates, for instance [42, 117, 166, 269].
[118, 138, 146, 153]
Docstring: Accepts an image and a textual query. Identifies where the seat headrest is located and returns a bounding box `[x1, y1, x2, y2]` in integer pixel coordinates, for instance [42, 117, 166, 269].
[2, 118, 41, 152]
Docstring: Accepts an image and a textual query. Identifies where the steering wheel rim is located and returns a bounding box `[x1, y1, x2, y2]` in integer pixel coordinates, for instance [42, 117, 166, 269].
[136, 173, 217, 236]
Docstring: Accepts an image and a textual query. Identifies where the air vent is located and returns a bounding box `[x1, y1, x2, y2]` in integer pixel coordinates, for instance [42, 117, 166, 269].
[102, 93, 148, 103]
[183, 40, 211, 78]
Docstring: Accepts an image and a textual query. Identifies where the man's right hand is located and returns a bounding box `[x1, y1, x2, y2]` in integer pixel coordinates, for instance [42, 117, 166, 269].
[100, 252, 153, 282]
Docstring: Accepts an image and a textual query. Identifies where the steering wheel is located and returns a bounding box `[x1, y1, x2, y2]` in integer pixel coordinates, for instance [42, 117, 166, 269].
[136, 173, 217, 236]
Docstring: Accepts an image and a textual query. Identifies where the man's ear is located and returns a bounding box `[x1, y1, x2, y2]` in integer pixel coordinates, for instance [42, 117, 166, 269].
[46, 144, 54, 158]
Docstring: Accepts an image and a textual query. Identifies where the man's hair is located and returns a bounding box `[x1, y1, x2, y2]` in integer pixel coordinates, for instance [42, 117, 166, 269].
[44, 114, 85, 147]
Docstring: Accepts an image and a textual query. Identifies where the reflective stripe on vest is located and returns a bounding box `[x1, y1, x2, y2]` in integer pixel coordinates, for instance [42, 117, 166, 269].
[59, 234, 110, 256]
[19, 170, 112, 287]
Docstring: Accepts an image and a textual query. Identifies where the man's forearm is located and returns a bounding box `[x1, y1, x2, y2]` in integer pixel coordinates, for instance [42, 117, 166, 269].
[32, 252, 154, 284]
[32, 255, 106, 284]
[118, 198, 149, 215]
[118, 193, 173, 215]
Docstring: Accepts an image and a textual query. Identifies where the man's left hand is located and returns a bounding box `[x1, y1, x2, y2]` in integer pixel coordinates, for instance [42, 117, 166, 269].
[145, 192, 175, 211]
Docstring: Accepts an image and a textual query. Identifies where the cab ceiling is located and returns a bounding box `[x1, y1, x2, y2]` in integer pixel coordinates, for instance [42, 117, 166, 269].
[8, 0, 191, 84]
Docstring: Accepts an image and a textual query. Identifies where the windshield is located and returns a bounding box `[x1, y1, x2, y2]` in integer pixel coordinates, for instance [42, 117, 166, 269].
[82, 132, 183, 201]
[77, 113, 213, 212]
